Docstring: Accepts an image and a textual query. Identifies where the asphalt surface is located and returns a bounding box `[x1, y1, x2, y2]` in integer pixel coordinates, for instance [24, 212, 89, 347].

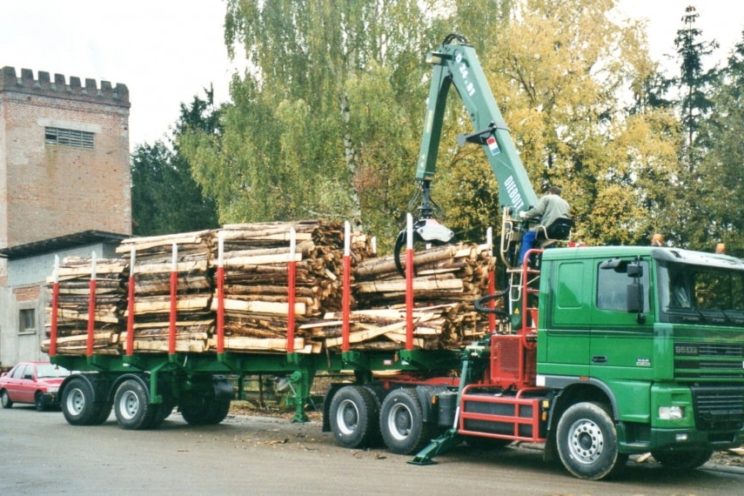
[2, 405, 744, 495]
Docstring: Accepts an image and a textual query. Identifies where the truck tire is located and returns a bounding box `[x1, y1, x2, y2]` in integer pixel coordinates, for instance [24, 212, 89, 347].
[380, 388, 431, 455]
[651, 449, 713, 470]
[91, 402, 112, 425]
[1, 390, 13, 408]
[114, 379, 156, 430]
[329, 386, 379, 449]
[556, 401, 624, 480]
[149, 398, 176, 429]
[61, 377, 98, 425]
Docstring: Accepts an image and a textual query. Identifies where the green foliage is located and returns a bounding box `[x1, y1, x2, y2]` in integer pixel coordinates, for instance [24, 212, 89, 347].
[130, 90, 220, 235]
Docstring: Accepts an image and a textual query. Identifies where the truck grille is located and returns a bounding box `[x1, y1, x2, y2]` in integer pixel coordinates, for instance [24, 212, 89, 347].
[674, 342, 744, 380]
[690, 386, 744, 431]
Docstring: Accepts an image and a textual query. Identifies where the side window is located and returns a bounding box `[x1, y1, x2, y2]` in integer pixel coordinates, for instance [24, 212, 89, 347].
[596, 261, 649, 312]
[11, 365, 24, 379]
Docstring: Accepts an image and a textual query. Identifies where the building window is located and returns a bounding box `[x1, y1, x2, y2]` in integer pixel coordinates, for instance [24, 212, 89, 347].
[19, 308, 36, 334]
[45, 127, 95, 149]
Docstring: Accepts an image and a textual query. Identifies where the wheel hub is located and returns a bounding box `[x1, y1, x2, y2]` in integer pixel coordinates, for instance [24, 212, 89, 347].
[388, 403, 413, 441]
[119, 390, 140, 420]
[568, 418, 604, 464]
[336, 399, 359, 435]
[67, 388, 85, 415]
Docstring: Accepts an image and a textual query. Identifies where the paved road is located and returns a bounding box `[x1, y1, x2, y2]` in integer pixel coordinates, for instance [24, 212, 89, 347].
[1, 405, 743, 495]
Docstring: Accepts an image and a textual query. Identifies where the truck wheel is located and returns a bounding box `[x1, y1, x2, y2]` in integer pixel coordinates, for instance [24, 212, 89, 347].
[34, 392, 48, 412]
[556, 402, 623, 480]
[149, 398, 176, 429]
[114, 379, 156, 430]
[62, 377, 98, 425]
[1, 390, 14, 408]
[651, 449, 713, 470]
[329, 386, 379, 449]
[380, 388, 430, 455]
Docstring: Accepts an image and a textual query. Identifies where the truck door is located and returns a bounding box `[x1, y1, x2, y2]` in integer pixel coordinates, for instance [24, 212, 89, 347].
[590, 258, 655, 381]
[541, 260, 592, 377]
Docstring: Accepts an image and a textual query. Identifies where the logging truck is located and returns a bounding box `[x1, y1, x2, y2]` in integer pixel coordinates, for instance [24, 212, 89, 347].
[47, 35, 744, 481]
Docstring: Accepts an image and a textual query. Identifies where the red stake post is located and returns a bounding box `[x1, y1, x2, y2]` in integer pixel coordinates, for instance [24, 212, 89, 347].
[341, 221, 351, 353]
[49, 255, 60, 357]
[405, 214, 414, 351]
[85, 252, 97, 357]
[287, 228, 297, 353]
[126, 248, 136, 356]
[216, 231, 226, 354]
[168, 243, 178, 356]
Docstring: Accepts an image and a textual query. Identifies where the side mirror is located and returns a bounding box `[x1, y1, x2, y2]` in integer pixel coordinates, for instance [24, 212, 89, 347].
[627, 282, 646, 323]
[627, 263, 643, 278]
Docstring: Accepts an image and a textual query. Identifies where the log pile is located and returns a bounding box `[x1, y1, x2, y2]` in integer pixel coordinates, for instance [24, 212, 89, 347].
[42, 257, 126, 355]
[303, 243, 495, 351]
[207, 221, 373, 353]
[117, 230, 214, 353]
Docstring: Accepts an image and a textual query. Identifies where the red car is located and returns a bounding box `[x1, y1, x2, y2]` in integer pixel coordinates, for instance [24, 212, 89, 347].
[0, 361, 70, 411]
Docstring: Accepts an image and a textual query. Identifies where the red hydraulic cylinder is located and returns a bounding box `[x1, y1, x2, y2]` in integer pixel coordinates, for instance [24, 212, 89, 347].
[486, 227, 496, 333]
[405, 214, 414, 351]
[85, 253, 97, 357]
[216, 232, 226, 354]
[287, 228, 297, 353]
[49, 255, 60, 357]
[126, 247, 136, 356]
[342, 221, 351, 353]
[168, 243, 178, 356]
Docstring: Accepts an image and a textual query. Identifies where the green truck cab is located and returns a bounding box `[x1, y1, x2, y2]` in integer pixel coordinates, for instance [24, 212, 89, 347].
[537, 246, 744, 469]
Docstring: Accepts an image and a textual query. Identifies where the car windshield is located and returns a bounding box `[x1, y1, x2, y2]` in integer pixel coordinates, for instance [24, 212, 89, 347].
[36, 364, 70, 379]
[658, 262, 744, 325]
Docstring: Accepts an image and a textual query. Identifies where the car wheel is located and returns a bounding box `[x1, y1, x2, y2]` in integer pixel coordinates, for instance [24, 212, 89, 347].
[329, 385, 380, 449]
[556, 401, 624, 480]
[0, 390, 13, 409]
[379, 388, 431, 455]
[35, 392, 48, 412]
[114, 379, 156, 430]
[61, 377, 98, 425]
[652, 449, 713, 470]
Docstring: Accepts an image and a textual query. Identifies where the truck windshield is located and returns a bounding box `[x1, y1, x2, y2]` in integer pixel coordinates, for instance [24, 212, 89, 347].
[658, 262, 744, 325]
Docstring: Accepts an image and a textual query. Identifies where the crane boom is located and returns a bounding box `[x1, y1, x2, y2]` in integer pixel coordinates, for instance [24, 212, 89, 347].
[415, 35, 537, 213]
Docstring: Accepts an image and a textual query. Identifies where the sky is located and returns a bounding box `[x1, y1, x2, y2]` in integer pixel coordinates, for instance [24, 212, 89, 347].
[1, 1, 742, 151]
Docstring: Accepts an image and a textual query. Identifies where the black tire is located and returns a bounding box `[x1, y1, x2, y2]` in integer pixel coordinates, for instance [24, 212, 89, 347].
[1, 390, 14, 409]
[651, 449, 713, 470]
[113, 379, 156, 430]
[180, 397, 231, 426]
[61, 377, 99, 425]
[556, 402, 624, 480]
[149, 397, 176, 429]
[379, 388, 431, 455]
[329, 386, 380, 449]
[34, 392, 47, 412]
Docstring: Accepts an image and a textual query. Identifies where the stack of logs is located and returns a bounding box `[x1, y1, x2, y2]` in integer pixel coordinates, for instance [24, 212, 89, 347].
[303, 243, 495, 351]
[210, 221, 373, 353]
[43, 224, 495, 356]
[117, 230, 214, 353]
[42, 257, 126, 355]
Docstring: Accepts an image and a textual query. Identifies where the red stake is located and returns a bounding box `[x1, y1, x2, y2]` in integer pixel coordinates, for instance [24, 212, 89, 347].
[405, 214, 414, 351]
[126, 248, 136, 356]
[342, 221, 351, 353]
[216, 232, 225, 354]
[287, 227, 297, 353]
[85, 253, 97, 357]
[49, 256, 60, 357]
[168, 243, 178, 356]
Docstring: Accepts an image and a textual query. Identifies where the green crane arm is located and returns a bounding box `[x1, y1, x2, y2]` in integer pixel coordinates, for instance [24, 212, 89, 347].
[415, 35, 537, 214]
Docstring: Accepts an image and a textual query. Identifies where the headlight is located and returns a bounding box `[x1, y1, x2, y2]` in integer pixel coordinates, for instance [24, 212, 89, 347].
[659, 406, 684, 420]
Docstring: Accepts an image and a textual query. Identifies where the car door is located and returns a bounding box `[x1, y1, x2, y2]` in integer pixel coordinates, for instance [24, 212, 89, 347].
[18, 364, 36, 403]
[5, 364, 24, 401]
